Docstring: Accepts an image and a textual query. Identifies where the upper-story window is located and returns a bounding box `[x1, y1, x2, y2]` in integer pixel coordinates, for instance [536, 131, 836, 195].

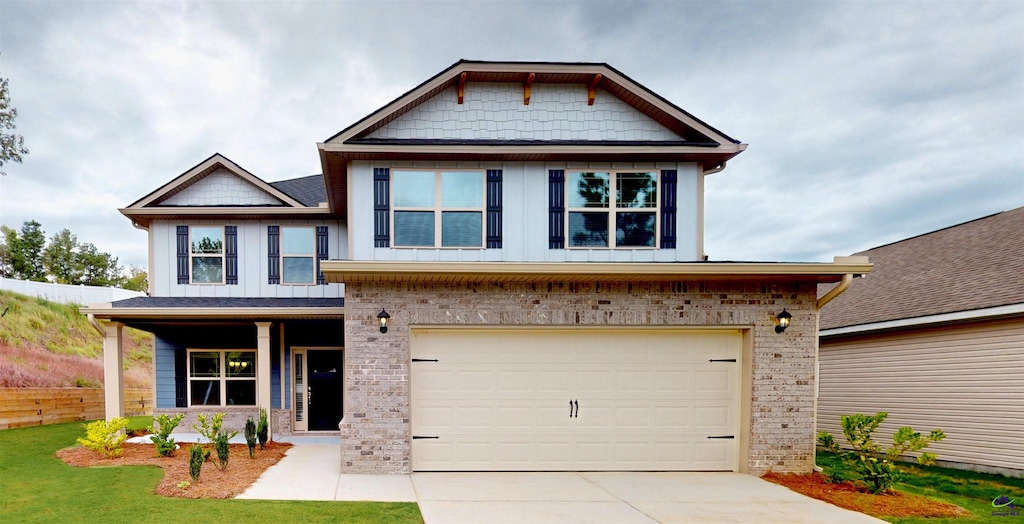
[190, 226, 225, 283]
[392, 170, 484, 248]
[281, 227, 315, 284]
[567, 171, 658, 248]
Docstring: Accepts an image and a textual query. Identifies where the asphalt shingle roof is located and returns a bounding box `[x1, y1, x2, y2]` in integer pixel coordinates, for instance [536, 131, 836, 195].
[111, 297, 344, 308]
[270, 175, 327, 207]
[819, 206, 1024, 330]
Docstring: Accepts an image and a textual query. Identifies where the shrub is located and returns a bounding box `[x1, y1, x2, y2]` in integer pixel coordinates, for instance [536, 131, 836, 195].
[244, 417, 257, 458]
[818, 412, 946, 494]
[212, 428, 237, 471]
[257, 408, 269, 450]
[192, 412, 226, 445]
[149, 413, 184, 457]
[77, 417, 129, 458]
[188, 443, 205, 483]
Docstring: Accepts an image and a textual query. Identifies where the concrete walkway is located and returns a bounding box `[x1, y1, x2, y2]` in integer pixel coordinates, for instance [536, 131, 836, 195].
[237, 442, 884, 523]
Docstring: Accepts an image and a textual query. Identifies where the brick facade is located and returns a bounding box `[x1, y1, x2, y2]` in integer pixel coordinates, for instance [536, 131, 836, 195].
[340, 279, 819, 475]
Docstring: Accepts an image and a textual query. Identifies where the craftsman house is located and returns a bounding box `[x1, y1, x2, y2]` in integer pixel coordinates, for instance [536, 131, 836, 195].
[86, 60, 871, 476]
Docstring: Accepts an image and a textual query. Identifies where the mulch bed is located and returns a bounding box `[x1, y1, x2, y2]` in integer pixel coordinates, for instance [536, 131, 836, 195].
[57, 442, 291, 499]
[763, 471, 970, 519]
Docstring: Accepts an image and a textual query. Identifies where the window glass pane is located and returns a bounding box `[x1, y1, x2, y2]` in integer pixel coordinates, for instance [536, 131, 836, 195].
[190, 380, 221, 406]
[225, 352, 256, 378]
[192, 257, 223, 283]
[617, 172, 657, 208]
[568, 212, 609, 247]
[190, 352, 220, 377]
[281, 227, 313, 255]
[191, 227, 223, 254]
[616, 212, 657, 247]
[393, 171, 435, 207]
[282, 257, 315, 283]
[441, 212, 482, 247]
[567, 172, 609, 208]
[441, 172, 483, 207]
[394, 211, 435, 246]
[225, 381, 256, 406]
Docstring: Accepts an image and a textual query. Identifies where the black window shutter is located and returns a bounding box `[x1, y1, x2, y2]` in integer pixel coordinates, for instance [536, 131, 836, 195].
[316, 226, 328, 285]
[174, 348, 186, 408]
[660, 170, 677, 249]
[548, 170, 565, 249]
[486, 169, 503, 248]
[373, 168, 390, 248]
[176, 226, 189, 284]
[225, 226, 238, 285]
[268, 225, 280, 284]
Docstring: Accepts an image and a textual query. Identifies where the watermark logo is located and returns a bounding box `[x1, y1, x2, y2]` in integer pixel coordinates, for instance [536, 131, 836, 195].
[992, 495, 1020, 517]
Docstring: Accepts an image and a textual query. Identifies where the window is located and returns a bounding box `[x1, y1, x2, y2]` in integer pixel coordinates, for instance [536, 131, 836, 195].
[566, 171, 658, 248]
[392, 170, 484, 247]
[281, 227, 315, 284]
[188, 350, 256, 406]
[190, 226, 224, 283]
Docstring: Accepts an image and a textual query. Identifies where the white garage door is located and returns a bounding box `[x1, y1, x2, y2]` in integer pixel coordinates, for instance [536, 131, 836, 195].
[410, 328, 741, 472]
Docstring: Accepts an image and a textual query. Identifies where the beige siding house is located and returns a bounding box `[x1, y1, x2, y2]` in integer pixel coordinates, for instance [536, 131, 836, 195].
[818, 207, 1024, 476]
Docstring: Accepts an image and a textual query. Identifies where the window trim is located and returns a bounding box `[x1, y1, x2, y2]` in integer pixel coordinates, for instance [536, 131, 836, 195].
[186, 349, 257, 407]
[189, 226, 226, 284]
[565, 170, 661, 249]
[390, 169, 487, 249]
[280, 226, 316, 285]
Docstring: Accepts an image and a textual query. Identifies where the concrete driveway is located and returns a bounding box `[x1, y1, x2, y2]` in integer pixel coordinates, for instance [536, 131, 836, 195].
[238, 444, 882, 523]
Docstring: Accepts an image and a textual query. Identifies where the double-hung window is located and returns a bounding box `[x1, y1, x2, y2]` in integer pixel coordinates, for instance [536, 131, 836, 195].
[392, 170, 484, 248]
[567, 171, 658, 248]
[188, 350, 256, 406]
[190, 226, 224, 283]
[281, 227, 315, 284]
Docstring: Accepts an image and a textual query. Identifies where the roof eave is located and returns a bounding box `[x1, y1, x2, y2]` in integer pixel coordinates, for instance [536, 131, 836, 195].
[83, 305, 346, 321]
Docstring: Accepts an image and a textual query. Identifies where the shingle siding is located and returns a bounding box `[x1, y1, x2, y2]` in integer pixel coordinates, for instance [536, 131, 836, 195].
[160, 168, 285, 206]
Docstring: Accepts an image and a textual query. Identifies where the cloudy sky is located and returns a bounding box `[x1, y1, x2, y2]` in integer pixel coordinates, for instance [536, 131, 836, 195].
[1, 0, 1021, 269]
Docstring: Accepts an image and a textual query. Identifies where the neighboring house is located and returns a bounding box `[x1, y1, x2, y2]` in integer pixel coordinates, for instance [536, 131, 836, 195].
[86, 60, 871, 476]
[818, 207, 1024, 476]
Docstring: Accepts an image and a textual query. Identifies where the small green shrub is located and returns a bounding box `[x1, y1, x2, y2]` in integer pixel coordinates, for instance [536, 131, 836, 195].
[188, 443, 205, 483]
[818, 412, 946, 494]
[149, 413, 184, 457]
[244, 417, 257, 458]
[77, 417, 129, 458]
[212, 428, 237, 471]
[192, 412, 225, 445]
[257, 408, 269, 450]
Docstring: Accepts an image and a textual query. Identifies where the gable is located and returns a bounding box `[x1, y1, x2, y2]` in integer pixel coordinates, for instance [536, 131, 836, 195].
[157, 167, 287, 206]
[365, 83, 684, 142]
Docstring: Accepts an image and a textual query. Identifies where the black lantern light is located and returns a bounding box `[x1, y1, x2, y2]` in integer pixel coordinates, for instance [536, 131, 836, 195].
[377, 308, 391, 334]
[775, 309, 792, 334]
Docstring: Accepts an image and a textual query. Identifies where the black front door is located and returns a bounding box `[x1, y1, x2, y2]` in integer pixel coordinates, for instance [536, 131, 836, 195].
[306, 350, 343, 431]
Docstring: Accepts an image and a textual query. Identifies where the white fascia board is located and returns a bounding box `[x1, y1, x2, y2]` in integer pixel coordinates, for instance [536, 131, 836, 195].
[820, 303, 1024, 337]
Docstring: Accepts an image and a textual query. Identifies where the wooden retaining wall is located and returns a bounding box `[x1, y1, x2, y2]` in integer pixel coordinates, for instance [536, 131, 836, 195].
[0, 388, 153, 429]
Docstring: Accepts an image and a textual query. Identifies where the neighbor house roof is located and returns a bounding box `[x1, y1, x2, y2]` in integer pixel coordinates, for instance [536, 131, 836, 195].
[819, 206, 1024, 333]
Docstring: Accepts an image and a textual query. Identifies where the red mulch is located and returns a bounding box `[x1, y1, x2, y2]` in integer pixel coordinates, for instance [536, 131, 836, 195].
[763, 471, 970, 518]
[57, 442, 291, 499]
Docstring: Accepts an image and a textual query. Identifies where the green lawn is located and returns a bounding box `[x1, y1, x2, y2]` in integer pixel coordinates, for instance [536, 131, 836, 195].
[817, 451, 1024, 523]
[0, 417, 422, 524]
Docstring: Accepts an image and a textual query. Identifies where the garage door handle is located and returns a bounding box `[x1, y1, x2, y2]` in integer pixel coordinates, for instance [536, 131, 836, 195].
[707, 435, 735, 439]
[569, 399, 578, 418]
[709, 359, 737, 363]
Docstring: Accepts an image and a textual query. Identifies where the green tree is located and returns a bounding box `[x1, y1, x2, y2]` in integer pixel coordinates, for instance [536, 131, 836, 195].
[121, 265, 148, 292]
[42, 229, 81, 284]
[1, 220, 46, 281]
[76, 242, 122, 287]
[0, 74, 29, 176]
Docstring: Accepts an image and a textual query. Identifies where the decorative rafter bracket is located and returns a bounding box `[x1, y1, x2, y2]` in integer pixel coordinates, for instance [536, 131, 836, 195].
[523, 72, 535, 105]
[457, 72, 467, 104]
[588, 73, 602, 106]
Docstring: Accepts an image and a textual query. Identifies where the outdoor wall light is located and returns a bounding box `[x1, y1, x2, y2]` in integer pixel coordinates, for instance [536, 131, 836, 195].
[377, 308, 391, 334]
[775, 309, 792, 334]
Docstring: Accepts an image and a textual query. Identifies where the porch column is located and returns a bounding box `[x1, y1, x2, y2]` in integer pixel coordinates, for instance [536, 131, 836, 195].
[102, 321, 124, 421]
[256, 321, 272, 439]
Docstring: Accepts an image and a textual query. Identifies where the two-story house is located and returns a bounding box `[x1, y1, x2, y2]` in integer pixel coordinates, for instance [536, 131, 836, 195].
[86, 60, 871, 476]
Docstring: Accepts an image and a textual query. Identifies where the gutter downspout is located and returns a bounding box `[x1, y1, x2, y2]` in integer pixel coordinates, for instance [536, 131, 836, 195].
[703, 161, 728, 176]
[812, 272, 855, 472]
[87, 314, 106, 336]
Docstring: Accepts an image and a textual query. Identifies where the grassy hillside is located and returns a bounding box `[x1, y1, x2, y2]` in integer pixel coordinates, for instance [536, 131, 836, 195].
[0, 290, 152, 388]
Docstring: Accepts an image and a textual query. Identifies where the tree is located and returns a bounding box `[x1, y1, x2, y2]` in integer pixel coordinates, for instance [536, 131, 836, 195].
[121, 265, 149, 292]
[43, 228, 81, 284]
[76, 242, 122, 287]
[0, 74, 29, 176]
[1, 220, 46, 281]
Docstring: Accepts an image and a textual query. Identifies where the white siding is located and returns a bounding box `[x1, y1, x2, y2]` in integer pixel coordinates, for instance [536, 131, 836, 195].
[349, 160, 702, 262]
[366, 83, 684, 142]
[150, 220, 346, 297]
[160, 168, 284, 206]
[818, 317, 1024, 473]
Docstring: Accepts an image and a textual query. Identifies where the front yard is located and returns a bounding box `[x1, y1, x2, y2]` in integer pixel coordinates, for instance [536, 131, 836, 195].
[0, 417, 422, 524]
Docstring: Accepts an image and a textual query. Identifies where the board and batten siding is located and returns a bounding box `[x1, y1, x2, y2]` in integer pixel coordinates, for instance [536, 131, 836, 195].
[818, 317, 1024, 474]
[348, 160, 701, 262]
[150, 220, 347, 297]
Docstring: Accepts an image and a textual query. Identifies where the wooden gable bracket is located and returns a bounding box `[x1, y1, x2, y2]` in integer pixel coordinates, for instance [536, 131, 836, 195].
[588, 74, 602, 106]
[457, 72, 467, 104]
[523, 72, 535, 105]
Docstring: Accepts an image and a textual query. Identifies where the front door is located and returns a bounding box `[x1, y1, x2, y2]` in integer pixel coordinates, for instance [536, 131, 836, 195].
[293, 348, 343, 432]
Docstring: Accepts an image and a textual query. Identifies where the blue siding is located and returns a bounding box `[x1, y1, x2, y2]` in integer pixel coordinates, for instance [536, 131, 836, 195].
[154, 336, 181, 409]
[271, 347, 281, 409]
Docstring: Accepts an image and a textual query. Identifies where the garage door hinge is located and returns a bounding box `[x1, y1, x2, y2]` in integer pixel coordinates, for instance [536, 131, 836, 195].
[707, 435, 735, 439]
[411, 359, 439, 362]
[708, 359, 737, 363]
[413, 435, 439, 439]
